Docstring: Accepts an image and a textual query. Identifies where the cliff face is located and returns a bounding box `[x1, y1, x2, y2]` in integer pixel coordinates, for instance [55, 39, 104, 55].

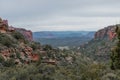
[94, 25, 116, 40]
[80, 24, 119, 61]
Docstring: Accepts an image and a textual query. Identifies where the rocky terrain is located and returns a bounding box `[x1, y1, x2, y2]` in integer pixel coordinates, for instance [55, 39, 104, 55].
[0, 17, 59, 66]
[0, 17, 40, 65]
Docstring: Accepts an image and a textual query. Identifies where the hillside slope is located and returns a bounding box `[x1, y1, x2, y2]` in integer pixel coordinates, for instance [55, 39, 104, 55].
[0, 17, 43, 66]
[80, 24, 118, 61]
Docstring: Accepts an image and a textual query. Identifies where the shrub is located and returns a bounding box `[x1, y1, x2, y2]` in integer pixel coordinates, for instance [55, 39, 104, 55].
[0, 33, 13, 47]
[11, 31, 25, 40]
[30, 42, 41, 50]
[43, 45, 52, 51]
[16, 52, 21, 59]
[3, 59, 15, 67]
[0, 54, 5, 63]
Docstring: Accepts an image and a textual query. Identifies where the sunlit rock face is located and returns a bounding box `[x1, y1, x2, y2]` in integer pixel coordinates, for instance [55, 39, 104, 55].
[94, 25, 116, 40]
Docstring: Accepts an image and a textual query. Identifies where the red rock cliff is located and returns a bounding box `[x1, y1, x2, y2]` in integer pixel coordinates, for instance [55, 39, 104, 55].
[94, 25, 116, 40]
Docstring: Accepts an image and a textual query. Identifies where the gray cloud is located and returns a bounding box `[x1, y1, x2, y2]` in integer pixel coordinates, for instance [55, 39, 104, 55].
[0, 0, 120, 31]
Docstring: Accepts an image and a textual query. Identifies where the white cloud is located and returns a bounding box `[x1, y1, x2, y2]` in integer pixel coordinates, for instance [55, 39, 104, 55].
[10, 17, 120, 32]
[0, 0, 120, 31]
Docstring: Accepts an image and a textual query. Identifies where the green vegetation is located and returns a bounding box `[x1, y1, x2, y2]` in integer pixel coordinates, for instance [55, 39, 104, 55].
[80, 38, 115, 62]
[30, 42, 41, 50]
[0, 33, 14, 47]
[11, 31, 27, 43]
[11, 31, 24, 40]
[0, 54, 5, 63]
[43, 44, 53, 51]
[111, 25, 120, 70]
[0, 51, 120, 80]
[3, 59, 15, 67]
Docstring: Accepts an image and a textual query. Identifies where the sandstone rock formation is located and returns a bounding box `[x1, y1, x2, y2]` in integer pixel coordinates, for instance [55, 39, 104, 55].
[94, 25, 116, 40]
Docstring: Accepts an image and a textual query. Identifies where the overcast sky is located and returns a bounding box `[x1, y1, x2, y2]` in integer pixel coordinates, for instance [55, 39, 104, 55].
[0, 0, 120, 32]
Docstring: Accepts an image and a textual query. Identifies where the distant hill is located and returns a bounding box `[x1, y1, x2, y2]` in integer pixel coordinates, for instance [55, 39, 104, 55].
[33, 31, 95, 38]
[33, 31, 95, 47]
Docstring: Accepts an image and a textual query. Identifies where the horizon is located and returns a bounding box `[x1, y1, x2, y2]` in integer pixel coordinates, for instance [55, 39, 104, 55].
[0, 0, 120, 32]
[33, 30, 96, 32]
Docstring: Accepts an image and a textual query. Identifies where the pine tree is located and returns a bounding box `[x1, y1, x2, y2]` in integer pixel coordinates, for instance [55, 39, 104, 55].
[111, 25, 120, 70]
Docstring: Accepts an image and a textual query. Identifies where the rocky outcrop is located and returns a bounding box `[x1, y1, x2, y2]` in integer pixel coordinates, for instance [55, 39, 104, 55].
[0, 17, 33, 41]
[8, 26, 15, 32]
[15, 28, 33, 41]
[94, 25, 116, 40]
[0, 46, 40, 64]
[8, 26, 33, 41]
[0, 18, 8, 33]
